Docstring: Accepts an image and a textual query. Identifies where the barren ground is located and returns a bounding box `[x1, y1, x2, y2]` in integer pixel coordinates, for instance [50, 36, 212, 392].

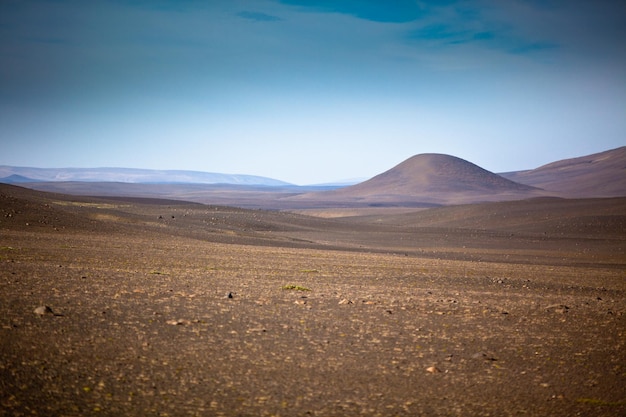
[1, 185, 624, 416]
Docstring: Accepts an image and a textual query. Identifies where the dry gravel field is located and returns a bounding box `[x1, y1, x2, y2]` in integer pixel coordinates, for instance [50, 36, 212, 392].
[1, 184, 625, 416]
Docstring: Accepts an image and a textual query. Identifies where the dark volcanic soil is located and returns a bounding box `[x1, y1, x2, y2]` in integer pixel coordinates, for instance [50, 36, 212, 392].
[1, 184, 624, 416]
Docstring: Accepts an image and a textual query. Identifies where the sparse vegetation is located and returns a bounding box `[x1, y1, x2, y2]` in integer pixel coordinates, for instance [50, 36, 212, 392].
[576, 398, 625, 406]
[281, 284, 311, 291]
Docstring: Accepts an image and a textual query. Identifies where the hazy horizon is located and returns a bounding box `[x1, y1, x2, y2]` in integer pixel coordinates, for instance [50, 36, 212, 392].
[1, 1, 625, 185]
[1, 145, 623, 187]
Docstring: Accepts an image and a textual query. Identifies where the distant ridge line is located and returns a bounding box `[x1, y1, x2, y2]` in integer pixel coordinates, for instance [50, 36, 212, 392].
[2, 147, 624, 207]
[500, 146, 625, 198]
[0, 166, 291, 187]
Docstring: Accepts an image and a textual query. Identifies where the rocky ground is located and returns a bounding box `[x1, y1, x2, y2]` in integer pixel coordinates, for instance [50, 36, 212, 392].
[0, 185, 624, 416]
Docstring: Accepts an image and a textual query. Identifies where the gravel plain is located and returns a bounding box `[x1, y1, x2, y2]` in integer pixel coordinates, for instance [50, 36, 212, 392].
[1, 185, 624, 416]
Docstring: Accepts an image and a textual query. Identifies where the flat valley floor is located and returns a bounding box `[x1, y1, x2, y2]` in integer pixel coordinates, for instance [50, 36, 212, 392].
[1, 185, 625, 416]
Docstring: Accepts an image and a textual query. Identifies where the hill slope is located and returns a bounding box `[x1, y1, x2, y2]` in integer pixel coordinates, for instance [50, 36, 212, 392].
[501, 146, 626, 198]
[290, 153, 544, 206]
[358, 196, 626, 238]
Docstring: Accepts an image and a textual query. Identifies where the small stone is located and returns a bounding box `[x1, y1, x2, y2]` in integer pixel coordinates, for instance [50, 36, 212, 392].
[34, 306, 56, 316]
[338, 299, 353, 305]
[226, 292, 234, 299]
[426, 366, 441, 374]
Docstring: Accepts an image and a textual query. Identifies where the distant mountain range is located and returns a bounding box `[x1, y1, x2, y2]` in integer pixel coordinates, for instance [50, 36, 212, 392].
[1, 146, 624, 208]
[0, 166, 291, 186]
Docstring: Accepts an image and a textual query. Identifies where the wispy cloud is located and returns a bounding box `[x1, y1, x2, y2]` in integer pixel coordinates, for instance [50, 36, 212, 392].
[410, 23, 469, 42]
[277, 0, 560, 62]
[508, 41, 557, 55]
[396, 2, 563, 61]
[237, 11, 283, 22]
[409, 21, 557, 56]
[278, 0, 425, 23]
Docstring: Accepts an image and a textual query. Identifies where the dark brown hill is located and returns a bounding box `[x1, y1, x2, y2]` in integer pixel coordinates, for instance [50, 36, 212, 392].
[290, 153, 544, 206]
[501, 146, 626, 198]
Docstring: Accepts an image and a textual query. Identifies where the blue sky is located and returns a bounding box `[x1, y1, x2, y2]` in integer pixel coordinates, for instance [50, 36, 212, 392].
[1, 0, 624, 185]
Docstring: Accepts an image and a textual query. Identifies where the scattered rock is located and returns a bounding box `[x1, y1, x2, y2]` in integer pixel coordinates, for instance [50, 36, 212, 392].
[166, 319, 189, 325]
[226, 292, 234, 299]
[338, 299, 353, 305]
[471, 352, 497, 361]
[545, 304, 569, 313]
[426, 366, 441, 374]
[34, 306, 53, 316]
[246, 327, 267, 333]
[33, 306, 61, 316]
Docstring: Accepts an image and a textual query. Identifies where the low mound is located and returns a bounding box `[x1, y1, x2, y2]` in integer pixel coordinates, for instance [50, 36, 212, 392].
[347, 153, 537, 194]
[291, 153, 543, 205]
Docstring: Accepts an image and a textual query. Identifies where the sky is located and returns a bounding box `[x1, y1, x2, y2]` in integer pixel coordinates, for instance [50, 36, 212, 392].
[1, 0, 625, 185]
